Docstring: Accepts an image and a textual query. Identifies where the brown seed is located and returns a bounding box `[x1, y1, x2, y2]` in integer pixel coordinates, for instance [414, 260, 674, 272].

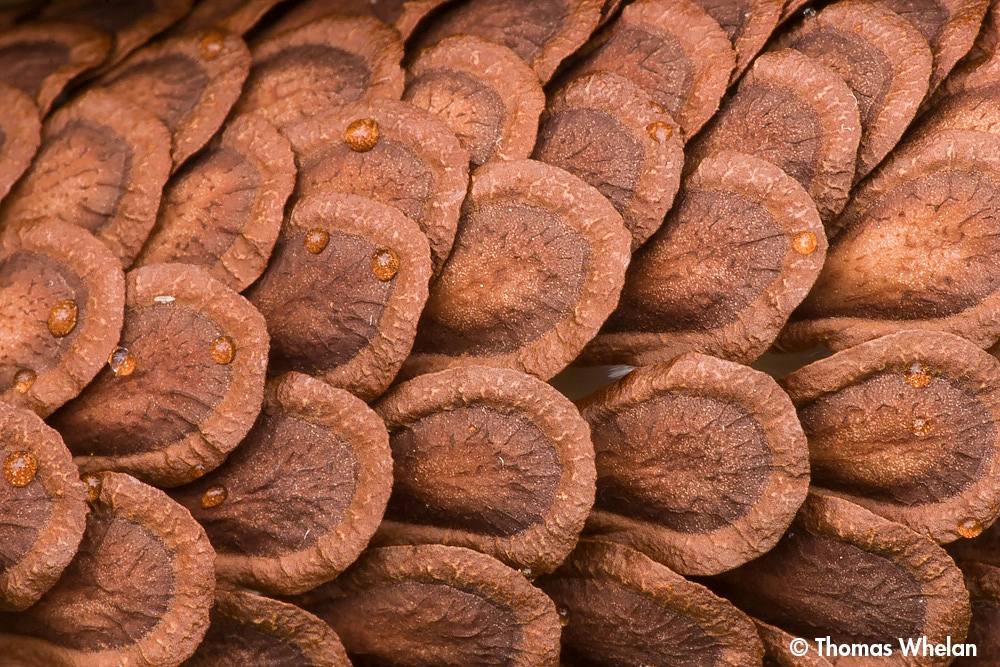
[371, 248, 400, 281]
[201, 485, 227, 508]
[210, 336, 236, 365]
[12, 369, 35, 394]
[958, 518, 984, 539]
[83, 474, 102, 503]
[906, 362, 932, 388]
[646, 121, 673, 143]
[47, 300, 78, 338]
[4, 451, 38, 487]
[344, 118, 380, 152]
[792, 231, 818, 255]
[0, 84, 39, 203]
[304, 228, 330, 254]
[108, 347, 137, 376]
[200, 31, 225, 60]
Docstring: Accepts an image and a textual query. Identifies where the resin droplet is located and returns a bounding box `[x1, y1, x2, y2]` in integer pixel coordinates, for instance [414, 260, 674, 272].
[911, 418, 931, 436]
[958, 518, 984, 539]
[646, 121, 673, 143]
[371, 248, 400, 281]
[557, 605, 571, 627]
[12, 368, 36, 394]
[803, 6, 817, 18]
[4, 451, 38, 487]
[520, 567, 535, 581]
[792, 231, 818, 255]
[193, 464, 207, 478]
[200, 31, 225, 60]
[210, 335, 236, 365]
[47, 299, 78, 337]
[905, 362, 932, 388]
[344, 118, 380, 152]
[649, 101, 666, 114]
[468, 424, 479, 435]
[83, 474, 102, 503]
[108, 346, 137, 376]
[201, 485, 227, 508]
[304, 228, 330, 254]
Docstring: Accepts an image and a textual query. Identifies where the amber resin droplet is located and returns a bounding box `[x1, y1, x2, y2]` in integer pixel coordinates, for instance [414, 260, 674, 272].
[12, 368, 36, 394]
[557, 605, 571, 627]
[371, 247, 400, 281]
[83, 474, 102, 502]
[108, 346, 137, 376]
[911, 418, 932, 436]
[958, 517, 984, 539]
[210, 335, 236, 365]
[905, 362, 932, 388]
[200, 31, 225, 60]
[646, 121, 673, 143]
[201, 484, 228, 508]
[792, 231, 818, 255]
[344, 118, 380, 152]
[47, 299, 78, 337]
[304, 228, 330, 254]
[4, 451, 38, 487]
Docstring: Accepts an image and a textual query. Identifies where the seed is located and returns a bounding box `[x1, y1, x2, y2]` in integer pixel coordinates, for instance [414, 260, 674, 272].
[792, 231, 818, 255]
[957, 518, 983, 539]
[345, 118, 380, 152]
[371, 248, 400, 281]
[646, 121, 673, 143]
[108, 347, 137, 376]
[201, 485, 228, 508]
[48, 299, 78, 337]
[4, 451, 38, 487]
[210, 335, 236, 365]
[905, 362, 931, 388]
[200, 31, 225, 60]
[304, 229, 330, 254]
[12, 368, 36, 393]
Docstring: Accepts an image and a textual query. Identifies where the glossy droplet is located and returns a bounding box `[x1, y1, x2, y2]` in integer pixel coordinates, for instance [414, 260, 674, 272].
[557, 605, 571, 627]
[304, 228, 330, 254]
[520, 567, 535, 581]
[12, 368, 36, 394]
[193, 464, 207, 478]
[646, 121, 673, 143]
[906, 362, 932, 388]
[468, 425, 479, 435]
[911, 418, 931, 436]
[48, 299, 78, 337]
[4, 451, 38, 487]
[210, 335, 236, 365]
[958, 518, 984, 539]
[371, 248, 400, 281]
[108, 346, 137, 376]
[345, 118, 380, 152]
[649, 101, 666, 114]
[201, 485, 227, 508]
[792, 231, 818, 255]
[803, 6, 817, 17]
[200, 31, 225, 60]
[83, 474, 102, 503]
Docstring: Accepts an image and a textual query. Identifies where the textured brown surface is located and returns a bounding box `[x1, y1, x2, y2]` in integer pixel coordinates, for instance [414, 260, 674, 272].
[285, 98, 468, 277]
[0, 221, 125, 418]
[53, 264, 269, 487]
[713, 492, 971, 667]
[535, 70, 683, 250]
[171, 0, 285, 35]
[172, 372, 393, 595]
[0, 471, 215, 667]
[182, 589, 351, 667]
[779, 0, 932, 181]
[1, 90, 172, 267]
[953, 562, 1000, 666]
[783, 129, 1000, 351]
[0, 22, 109, 115]
[415, 0, 603, 83]
[373, 365, 595, 575]
[41, 0, 193, 74]
[247, 193, 431, 401]
[0, 403, 86, 612]
[564, 0, 735, 140]
[539, 540, 764, 667]
[265, 0, 453, 40]
[96, 29, 251, 170]
[577, 354, 810, 575]
[754, 618, 836, 667]
[296, 544, 561, 667]
[693, 0, 782, 81]
[406, 159, 630, 381]
[135, 113, 295, 291]
[586, 151, 825, 366]
[782, 330, 1000, 543]
[0, 83, 40, 204]
[687, 48, 861, 223]
[405, 35, 545, 167]
[872, 0, 988, 91]
[236, 15, 404, 130]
